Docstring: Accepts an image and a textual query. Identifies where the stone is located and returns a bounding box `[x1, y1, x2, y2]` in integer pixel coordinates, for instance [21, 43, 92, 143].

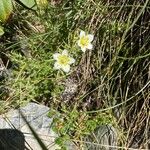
[84, 125, 118, 150]
[0, 102, 118, 150]
[0, 102, 60, 150]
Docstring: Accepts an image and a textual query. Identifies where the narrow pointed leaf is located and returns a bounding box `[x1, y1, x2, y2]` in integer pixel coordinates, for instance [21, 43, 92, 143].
[0, 26, 4, 36]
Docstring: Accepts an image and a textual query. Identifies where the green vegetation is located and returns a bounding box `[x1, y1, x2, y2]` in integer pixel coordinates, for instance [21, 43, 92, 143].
[0, 0, 149, 149]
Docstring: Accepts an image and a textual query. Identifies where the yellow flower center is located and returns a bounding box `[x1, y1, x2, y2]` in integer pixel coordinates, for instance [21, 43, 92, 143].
[80, 36, 89, 47]
[58, 55, 70, 66]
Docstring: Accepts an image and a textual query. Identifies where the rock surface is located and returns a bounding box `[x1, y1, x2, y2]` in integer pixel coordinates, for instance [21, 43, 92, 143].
[0, 102, 60, 150]
[84, 125, 118, 150]
[0, 102, 118, 150]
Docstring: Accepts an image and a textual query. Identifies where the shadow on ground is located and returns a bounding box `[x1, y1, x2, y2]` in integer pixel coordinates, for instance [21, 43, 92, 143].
[0, 129, 25, 150]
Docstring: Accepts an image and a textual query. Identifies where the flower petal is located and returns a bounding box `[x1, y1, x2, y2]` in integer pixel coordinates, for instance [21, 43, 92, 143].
[87, 43, 93, 50]
[88, 34, 94, 42]
[53, 53, 60, 60]
[54, 62, 61, 69]
[80, 30, 85, 37]
[81, 47, 86, 52]
[62, 65, 70, 73]
[62, 49, 68, 55]
[77, 40, 81, 47]
[69, 58, 75, 64]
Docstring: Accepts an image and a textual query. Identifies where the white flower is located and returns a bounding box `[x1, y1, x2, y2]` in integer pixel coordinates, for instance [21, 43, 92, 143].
[53, 50, 75, 73]
[77, 30, 94, 52]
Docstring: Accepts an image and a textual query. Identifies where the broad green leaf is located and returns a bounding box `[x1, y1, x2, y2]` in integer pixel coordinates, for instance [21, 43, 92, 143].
[0, 0, 13, 22]
[18, 0, 36, 9]
[0, 26, 4, 36]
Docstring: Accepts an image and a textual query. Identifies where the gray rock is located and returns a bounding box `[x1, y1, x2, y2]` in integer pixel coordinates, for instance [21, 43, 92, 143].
[0, 102, 118, 150]
[0, 102, 60, 150]
[84, 125, 117, 150]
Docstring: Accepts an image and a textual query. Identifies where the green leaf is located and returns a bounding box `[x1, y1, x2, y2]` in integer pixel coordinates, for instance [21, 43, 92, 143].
[16, 0, 48, 10]
[18, 0, 36, 10]
[0, 26, 4, 36]
[0, 0, 13, 22]
[36, 0, 48, 7]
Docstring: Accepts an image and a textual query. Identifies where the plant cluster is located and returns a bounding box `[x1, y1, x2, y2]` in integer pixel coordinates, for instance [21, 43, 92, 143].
[0, 0, 149, 149]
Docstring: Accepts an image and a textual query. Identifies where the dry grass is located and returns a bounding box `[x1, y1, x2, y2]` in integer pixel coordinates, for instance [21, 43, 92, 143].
[0, 0, 149, 149]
